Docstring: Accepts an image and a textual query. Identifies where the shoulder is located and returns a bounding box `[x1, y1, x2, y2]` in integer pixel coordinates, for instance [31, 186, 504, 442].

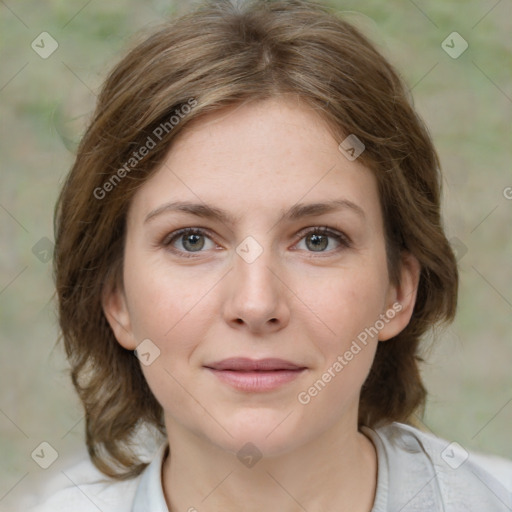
[28, 427, 167, 511]
[28, 456, 140, 512]
[388, 422, 512, 491]
[366, 421, 512, 510]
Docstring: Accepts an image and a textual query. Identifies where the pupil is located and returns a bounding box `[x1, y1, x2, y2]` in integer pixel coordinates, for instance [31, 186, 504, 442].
[184, 234, 204, 251]
[307, 234, 327, 251]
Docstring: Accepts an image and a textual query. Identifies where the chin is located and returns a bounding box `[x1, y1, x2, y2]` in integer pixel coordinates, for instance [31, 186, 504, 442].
[208, 408, 308, 458]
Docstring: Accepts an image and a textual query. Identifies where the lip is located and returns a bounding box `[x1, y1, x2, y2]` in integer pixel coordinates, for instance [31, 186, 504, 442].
[205, 357, 304, 371]
[204, 358, 307, 392]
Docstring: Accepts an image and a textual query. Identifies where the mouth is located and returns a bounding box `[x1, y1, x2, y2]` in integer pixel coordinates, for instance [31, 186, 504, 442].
[203, 358, 307, 392]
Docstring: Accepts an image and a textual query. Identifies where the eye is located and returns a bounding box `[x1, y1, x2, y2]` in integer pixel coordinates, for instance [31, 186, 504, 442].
[162, 227, 217, 257]
[161, 226, 351, 258]
[294, 226, 351, 253]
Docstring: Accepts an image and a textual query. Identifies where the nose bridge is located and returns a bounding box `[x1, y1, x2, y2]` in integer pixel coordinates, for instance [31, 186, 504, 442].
[234, 238, 279, 304]
[223, 235, 290, 331]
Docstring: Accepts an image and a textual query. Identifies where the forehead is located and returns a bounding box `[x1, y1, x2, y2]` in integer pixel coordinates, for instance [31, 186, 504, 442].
[128, 97, 381, 228]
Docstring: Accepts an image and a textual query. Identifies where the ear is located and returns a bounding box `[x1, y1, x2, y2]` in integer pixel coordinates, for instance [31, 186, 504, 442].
[378, 251, 421, 341]
[101, 276, 138, 350]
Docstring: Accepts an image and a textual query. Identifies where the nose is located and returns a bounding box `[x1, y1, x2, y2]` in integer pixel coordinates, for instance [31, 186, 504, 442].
[222, 246, 291, 334]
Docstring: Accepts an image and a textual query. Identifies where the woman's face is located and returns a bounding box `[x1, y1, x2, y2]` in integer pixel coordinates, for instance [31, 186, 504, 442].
[104, 97, 418, 456]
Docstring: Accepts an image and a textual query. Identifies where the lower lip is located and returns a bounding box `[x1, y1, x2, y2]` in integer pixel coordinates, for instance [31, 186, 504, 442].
[206, 368, 306, 392]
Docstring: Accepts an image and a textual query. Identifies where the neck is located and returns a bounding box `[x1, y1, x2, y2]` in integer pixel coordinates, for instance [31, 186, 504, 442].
[162, 416, 377, 512]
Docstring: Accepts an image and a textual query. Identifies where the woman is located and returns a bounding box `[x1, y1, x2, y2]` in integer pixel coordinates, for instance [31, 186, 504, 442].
[33, 0, 512, 510]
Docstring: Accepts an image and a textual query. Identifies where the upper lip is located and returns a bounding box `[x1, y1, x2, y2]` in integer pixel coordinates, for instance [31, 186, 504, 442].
[204, 357, 306, 371]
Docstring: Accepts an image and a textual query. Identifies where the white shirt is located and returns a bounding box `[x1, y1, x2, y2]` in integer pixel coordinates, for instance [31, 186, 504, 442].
[28, 422, 512, 511]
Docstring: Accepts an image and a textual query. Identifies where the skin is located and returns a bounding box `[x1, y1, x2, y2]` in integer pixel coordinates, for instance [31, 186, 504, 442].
[103, 96, 420, 512]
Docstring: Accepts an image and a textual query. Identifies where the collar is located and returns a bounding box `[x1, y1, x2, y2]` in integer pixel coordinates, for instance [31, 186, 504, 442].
[131, 423, 445, 512]
[361, 422, 442, 511]
[131, 430, 395, 512]
[131, 443, 170, 512]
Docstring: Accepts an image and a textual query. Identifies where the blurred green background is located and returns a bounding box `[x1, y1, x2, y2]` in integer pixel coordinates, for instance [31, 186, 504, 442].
[1, 0, 511, 508]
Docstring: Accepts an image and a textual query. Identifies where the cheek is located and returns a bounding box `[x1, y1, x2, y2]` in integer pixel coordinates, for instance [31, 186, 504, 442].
[123, 251, 215, 343]
[125, 266, 215, 421]
[123, 254, 218, 390]
[296, 260, 389, 346]
[290, 253, 389, 403]
[293, 272, 385, 422]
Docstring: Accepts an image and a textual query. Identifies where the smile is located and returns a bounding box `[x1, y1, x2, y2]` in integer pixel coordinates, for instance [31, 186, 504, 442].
[204, 357, 307, 392]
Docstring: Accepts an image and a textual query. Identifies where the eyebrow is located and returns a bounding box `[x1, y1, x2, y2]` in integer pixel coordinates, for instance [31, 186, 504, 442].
[144, 199, 366, 226]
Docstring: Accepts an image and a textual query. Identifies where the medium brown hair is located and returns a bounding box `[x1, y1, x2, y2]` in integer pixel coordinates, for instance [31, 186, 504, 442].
[54, 0, 458, 479]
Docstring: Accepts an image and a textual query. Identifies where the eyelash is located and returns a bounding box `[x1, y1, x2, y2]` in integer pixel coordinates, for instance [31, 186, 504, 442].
[161, 226, 352, 259]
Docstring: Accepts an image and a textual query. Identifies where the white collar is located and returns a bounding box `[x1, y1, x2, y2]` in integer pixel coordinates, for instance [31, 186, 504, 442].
[131, 443, 169, 512]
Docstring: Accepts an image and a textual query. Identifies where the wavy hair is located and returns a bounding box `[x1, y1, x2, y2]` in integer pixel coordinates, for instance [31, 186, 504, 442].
[53, 0, 458, 479]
